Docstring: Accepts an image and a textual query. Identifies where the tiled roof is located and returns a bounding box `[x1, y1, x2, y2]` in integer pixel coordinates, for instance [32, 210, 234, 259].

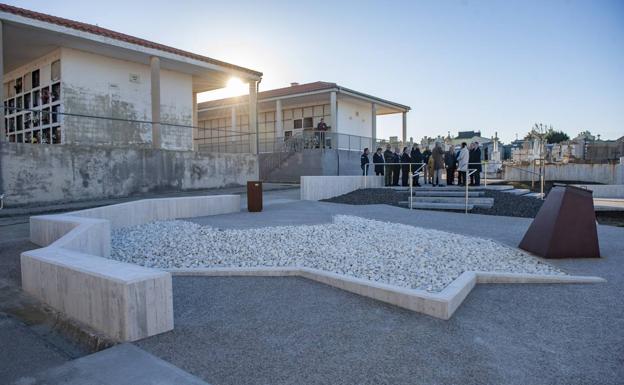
[0, 3, 262, 77]
[198, 81, 337, 109]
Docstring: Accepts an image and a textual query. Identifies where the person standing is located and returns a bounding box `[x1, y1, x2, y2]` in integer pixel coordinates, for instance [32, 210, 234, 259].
[422, 146, 432, 184]
[445, 146, 457, 185]
[431, 142, 445, 186]
[400, 147, 412, 187]
[316, 118, 328, 148]
[410, 145, 423, 186]
[373, 147, 385, 176]
[392, 148, 401, 186]
[383, 144, 393, 186]
[457, 142, 469, 186]
[468, 142, 482, 186]
[361, 148, 370, 175]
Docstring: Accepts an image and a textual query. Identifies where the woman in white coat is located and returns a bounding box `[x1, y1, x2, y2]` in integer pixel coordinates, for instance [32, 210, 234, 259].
[456, 142, 469, 186]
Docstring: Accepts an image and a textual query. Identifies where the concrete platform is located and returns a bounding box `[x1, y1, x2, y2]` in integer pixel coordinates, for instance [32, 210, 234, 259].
[503, 188, 531, 195]
[412, 191, 485, 197]
[408, 196, 494, 208]
[399, 201, 475, 210]
[11, 343, 210, 385]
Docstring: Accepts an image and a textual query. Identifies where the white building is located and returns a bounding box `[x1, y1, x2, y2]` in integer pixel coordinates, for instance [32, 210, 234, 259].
[0, 4, 262, 151]
[196, 81, 410, 152]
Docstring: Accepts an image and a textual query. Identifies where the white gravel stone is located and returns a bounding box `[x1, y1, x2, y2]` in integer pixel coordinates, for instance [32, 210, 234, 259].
[110, 215, 564, 292]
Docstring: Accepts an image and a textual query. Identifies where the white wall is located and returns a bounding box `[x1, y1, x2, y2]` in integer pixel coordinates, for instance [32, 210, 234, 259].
[61, 47, 193, 150]
[337, 98, 373, 137]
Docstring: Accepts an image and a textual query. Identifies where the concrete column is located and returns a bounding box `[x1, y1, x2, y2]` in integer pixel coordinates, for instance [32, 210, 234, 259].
[402, 111, 407, 144]
[371, 102, 377, 145]
[230, 106, 237, 140]
[192, 92, 197, 149]
[248, 81, 258, 154]
[275, 99, 283, 138]
[150, 56, 161, 149]
[330, 91, 337, 132]
[0, 20, 5, 142]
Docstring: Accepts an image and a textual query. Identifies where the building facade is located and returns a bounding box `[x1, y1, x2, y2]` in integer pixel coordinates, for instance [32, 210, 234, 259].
[196, 82, 410, 153]
[1, 4, 262, 151]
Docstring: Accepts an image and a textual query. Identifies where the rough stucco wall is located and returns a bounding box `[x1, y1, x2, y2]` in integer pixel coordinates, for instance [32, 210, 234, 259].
[60, 47, 193, 150]
[0, 142, 258, 207]
[337, 98, 373, 138]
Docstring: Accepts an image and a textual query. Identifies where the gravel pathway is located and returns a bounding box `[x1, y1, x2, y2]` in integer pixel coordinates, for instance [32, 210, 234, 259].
[111, 215, 563, 292]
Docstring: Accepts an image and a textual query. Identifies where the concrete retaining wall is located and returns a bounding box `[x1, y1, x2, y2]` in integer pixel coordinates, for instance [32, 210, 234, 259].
[300, 175, 384, 201]
[23, 195, 240, 342]
[570, 184, 624, 198]
[260, 149, 366, 183]
[0, 142, 258, 207]
[503, 163, 623, 184]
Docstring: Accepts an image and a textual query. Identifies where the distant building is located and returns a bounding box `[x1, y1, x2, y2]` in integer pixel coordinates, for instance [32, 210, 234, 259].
[586, 136, 624, 163]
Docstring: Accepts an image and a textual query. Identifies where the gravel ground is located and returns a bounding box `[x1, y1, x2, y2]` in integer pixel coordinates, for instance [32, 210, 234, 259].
[322, 188, 544, 218]
[111, 215, 562, 292]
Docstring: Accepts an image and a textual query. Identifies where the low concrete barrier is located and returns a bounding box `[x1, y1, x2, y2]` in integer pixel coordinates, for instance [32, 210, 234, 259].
[23, 195, 240, 341]
[503, 163, 623, 184]
[571, 184, 624, 198]
[300, 175, 384, 201]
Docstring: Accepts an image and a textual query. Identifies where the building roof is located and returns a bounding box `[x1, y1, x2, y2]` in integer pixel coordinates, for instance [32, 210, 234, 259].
[198, 81, 410, 112]
[0, 3, 262, 77]
[455, 130, 482, 139]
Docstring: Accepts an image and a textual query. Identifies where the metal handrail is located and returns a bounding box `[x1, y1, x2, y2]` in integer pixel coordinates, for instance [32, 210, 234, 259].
[363, 162, 425, 188]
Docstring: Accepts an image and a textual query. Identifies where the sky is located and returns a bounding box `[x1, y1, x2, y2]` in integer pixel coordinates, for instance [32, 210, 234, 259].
[7, 0, 624, 143]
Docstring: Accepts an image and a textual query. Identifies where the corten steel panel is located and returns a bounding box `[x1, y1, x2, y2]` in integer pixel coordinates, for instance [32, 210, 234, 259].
[247, 181, 263, 212]
[519, 186, 600, 258]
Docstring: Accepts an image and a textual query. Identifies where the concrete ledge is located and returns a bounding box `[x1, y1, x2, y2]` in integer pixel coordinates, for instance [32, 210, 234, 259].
[300, 175, 384, 201]
[23, 195, 241, 341]
[571, 184, 624, 199]
[167, 267, 604, 320]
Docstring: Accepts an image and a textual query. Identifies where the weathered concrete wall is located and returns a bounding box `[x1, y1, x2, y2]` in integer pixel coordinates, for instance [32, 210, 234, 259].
[61, 47, 193, 150]
[503, 163, 623, 184]
[260, 149, 365, 183]
[301, 175, 384, 200]
[0, 142, 258, 207]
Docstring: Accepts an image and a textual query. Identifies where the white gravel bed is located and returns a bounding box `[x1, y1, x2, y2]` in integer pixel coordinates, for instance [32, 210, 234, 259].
[110, 215, 564, 292]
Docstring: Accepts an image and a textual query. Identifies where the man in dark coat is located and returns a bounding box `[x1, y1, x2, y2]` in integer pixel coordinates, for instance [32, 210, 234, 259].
[373, 147, 384, 176]
[468, 142, 482, 186]
[400, 147, 411, 187]
[383, 144, 394, 186]
[410, 145, 422, 186]
[422, 147, 432, 184]
[444, 147, 457, 185]
[361, 148, 370, 176]
[392, 148, 401, 186]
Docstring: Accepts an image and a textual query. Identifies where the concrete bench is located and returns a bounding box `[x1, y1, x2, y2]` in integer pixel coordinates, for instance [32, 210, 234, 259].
[23, 195, 240, 341]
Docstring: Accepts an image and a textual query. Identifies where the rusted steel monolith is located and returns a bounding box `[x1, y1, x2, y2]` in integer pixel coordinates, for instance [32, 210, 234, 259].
[519, 185, 600, 258]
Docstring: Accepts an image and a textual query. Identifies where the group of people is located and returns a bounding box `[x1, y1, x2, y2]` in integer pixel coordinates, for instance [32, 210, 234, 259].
[360, 141, 483, 187]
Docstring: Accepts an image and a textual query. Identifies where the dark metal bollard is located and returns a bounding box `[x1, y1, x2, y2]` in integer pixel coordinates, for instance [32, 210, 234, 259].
[247, 181, 263, 212]
[519, 185, 600, 258]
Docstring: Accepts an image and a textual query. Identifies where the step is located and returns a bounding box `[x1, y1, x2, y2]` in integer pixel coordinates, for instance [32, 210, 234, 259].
[481, 185, 515, 191]
[523, 192, 544, 199]
[399, 201, 474, 210]
[411, 191, 484, 197]
[503, 188, 531, 196]
[409, 196, 494, 209]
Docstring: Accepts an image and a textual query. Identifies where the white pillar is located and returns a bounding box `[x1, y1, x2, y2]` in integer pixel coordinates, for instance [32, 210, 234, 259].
[248, 81, 258, 154]
[150, 56, 161, 149]
[192, 92, 197, 149]
[0, 20, 5, 142]
[231, 106, 237, 140]
[275, 99, 283, 138]
[330, 91, 337, 132]
[402, 111, 407, 144]
[371, 102, 377, 145]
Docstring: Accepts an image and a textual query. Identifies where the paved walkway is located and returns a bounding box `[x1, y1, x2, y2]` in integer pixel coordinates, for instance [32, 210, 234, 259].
[138, 200, 624, 385]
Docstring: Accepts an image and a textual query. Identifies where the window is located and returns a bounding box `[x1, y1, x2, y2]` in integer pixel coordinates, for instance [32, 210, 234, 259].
[284, 131, 292, 140]
[294, 119, 303, 129]
[51, 60, 61, 81]
[303, 117, 313, 128]
[32, 70, 40, 88]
